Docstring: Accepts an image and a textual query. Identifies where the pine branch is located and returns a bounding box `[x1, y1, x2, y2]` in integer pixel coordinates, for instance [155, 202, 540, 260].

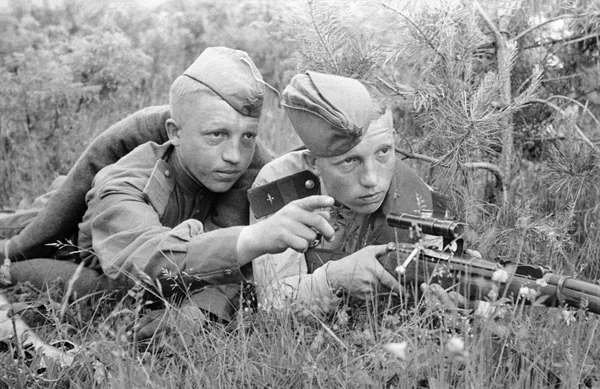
[474, 0, 512, 207]
[307, 0, 340, 73]
[381, 3, 445, 61]
[512, 65, 542, 107]
[474, 1, 504, 43]
[395, 148, 505, 188]
[513, 14, 577, 42]
[528, 98, 600, 154]
[375, 76, 415, 98]
[546, 95, 600, 126]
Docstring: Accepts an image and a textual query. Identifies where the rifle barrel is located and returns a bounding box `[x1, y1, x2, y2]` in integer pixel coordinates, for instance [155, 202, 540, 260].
[546, 274, 600, 299]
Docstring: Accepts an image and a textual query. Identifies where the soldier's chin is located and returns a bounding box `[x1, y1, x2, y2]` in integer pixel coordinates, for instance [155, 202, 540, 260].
[348, 199, 384, 214]
[204, 179, 237, 193]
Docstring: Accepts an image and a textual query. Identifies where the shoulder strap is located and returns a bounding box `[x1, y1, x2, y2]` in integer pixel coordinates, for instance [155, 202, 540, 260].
[143, 158, 175, 219]
[248, 170, 319, 218]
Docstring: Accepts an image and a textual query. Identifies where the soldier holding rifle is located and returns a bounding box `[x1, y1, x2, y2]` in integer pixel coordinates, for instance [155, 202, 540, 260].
[250, 70, 600, 316]
[250, 71, 467, 314]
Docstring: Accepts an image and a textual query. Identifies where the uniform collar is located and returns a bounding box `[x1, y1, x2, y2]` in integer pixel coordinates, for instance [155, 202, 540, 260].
[169, 148, 209, 195]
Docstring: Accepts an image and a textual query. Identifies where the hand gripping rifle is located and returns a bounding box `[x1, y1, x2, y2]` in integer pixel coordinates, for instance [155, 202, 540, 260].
[381, 213, 600, 314]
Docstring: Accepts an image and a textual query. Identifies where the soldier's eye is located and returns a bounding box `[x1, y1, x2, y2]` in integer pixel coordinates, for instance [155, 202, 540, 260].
[341, 157, 358, 166]
[376, 146, 392, 157]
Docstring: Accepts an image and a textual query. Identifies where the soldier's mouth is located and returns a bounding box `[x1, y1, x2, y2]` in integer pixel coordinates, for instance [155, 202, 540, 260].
[214, 170, 241, 179]
[359, 191, 384, 203]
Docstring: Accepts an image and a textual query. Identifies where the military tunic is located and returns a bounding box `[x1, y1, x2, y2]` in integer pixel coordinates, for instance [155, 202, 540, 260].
[78, 141, 248, 319]
[251, 151, 442, 315]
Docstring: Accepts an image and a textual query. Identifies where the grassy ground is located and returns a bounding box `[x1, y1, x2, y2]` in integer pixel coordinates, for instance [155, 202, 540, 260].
[2, 279, 599, 388]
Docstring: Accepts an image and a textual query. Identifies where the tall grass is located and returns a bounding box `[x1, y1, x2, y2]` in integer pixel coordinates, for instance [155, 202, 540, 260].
[2, 280, 599, 388]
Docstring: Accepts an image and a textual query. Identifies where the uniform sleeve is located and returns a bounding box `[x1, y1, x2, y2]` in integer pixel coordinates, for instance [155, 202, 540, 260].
[250, 158, 341, 316]
[88, 185, 244, 288]
[252, 248, 341, 316]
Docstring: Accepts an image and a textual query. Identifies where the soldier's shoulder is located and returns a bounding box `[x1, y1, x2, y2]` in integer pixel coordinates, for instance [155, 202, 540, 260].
[93, 142, 171, 188]
[130, 105, 170, 119]
[249, 150, 320, 219]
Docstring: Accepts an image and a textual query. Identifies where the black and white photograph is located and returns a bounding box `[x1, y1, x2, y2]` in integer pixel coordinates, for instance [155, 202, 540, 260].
[0, 0, 599, 387]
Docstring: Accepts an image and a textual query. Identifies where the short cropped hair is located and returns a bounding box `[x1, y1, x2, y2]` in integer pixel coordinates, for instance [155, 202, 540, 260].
[169, 75, 217, 126]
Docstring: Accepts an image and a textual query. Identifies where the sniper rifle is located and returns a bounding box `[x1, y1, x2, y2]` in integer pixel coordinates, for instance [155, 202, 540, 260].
[381, 213, 600, 314]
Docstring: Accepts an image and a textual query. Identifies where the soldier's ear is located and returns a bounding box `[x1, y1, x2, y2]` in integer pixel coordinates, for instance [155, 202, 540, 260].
[302, 150, 320, 176]
[165, 119, 181, 146]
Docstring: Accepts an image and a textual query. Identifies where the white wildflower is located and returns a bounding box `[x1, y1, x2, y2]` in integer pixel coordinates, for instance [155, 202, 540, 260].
[384, 342, 408, 361]
[562, 310, 577, 325]
[519, 286, 540, 300]
[492, 268, 509, 283]
[487, 285, 499, 300]
[535, 278, 548, 287]
[446, 336, 465, 353]
[93, 360, 107, 386]
[473, 301, 495, 319]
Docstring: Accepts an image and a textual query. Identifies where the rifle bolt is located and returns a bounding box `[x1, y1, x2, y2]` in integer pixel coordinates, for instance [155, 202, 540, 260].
[395, 245, 421, 275]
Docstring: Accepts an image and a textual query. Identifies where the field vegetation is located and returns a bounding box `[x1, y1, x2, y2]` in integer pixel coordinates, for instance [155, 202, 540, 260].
[1, 0, 599, 387]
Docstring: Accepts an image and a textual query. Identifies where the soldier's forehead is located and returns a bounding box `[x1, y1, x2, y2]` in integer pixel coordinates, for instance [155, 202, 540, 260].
[363, 120, 394, 138]
[340, 123, 394, 153]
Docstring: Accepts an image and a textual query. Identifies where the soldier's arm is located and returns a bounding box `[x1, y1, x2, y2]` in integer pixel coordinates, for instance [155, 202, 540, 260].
[248, 190, 339, 314]
[86, 177, 247, 289]
[251, 240, 342, 315]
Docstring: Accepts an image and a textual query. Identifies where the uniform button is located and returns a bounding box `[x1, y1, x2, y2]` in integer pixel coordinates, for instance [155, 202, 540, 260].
[164, 169, 171, 177]
[224, 269, 233, 276]
[305, 180, 315, 189]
